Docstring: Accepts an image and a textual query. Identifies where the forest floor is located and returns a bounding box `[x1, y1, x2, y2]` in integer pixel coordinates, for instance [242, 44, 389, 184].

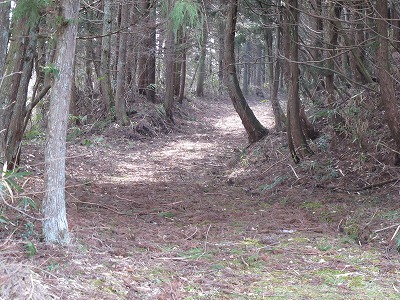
[1, 95, 400, 299]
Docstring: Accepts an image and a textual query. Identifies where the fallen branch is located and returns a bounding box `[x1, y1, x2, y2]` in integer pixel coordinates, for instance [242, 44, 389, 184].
[374, 224, 400, 233]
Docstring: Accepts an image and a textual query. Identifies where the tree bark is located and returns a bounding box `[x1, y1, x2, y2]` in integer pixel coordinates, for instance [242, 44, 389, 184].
[137, 0, 156, 102]
[196, 20, 208, 97]
[376, 0, 400, 165]
[284, 0, 313, 162]
[0, 6, 32, 167]
[218, 19, 225, 95]
[224, 0, 267, 143]
[164, 0, 176, 121]
[0, 1, 10, 76]
[115, 2, 129, 126]
[242, 40, 251, 96]
[100, 0, 114, 114]
[270, 20, 286, 132]
[325, 2, 344, 133]
[178, 35, 187, 104]
[43, 0, 80, 244]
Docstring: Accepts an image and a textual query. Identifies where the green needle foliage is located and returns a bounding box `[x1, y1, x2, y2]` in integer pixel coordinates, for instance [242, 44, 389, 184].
[169, 0, 202, 38]
[12, 0, 50, 26]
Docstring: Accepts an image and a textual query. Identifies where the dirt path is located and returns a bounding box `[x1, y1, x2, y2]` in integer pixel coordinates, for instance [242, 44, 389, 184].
[6, 97, 400, 299]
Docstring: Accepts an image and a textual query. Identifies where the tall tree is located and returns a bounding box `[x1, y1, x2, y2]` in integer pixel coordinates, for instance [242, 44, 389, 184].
[270, 11, 286, 132]
[137, 0, 156, 102]
[196, 19, 208, 97]
[284, 0, 312, 162]
[164, 0, 176, 121]
[224, 0, 267, 143]
[376, 0, 400, 165]
[115, 1, 129, 126]
[0, 1, 42, 168]
[0, 1, 10, 76]
[100, 0, 113, 114]
[43, 0, 80, 244]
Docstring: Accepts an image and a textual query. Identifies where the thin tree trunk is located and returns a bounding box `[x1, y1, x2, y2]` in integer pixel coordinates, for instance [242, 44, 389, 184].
[218, 19, 224, 95]
[224, 0, 267, 143]
[242, 40, 251, 96]
[0, 1, 10, 76]
[43, 0, 80, 244]
[137, 0, 156, 102]
[0, 8, 31, 166]
[100, 0, 113, 114]
[196, 20, 208, 97]
[5, 23, 39, 167]
[115, 2, 129, 126]
[285, 0, 313, 162]
[376, 0, 400, 165]
[164, 0, 176, 121]
[326, 2, 344, 133]
[270, 20, 286, 132]
[178, 35, 187, 104]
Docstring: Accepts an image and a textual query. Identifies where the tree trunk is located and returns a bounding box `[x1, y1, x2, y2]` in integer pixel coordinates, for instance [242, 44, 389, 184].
[196, 20, 208, 97]
[326, 2, 344, 132]
[5, 23, 39, 167]
[164, 0, 176, 121]
[100, 0, 114, 114]
[242, 40, 251, 96]
[284, 0, 313, 162]
[115, 2, 129, 126]
[43, 0, 80, 244]
[218, 19, 225, 95]
[224, 0, 267, 143]
[0, 1, 10, 76]
[376, 0, 400, 165]
[270, 20, 286, 132]
[0, 7, 32, 167]
[137, 0, 156, 102]
[178, 35, 187, 104]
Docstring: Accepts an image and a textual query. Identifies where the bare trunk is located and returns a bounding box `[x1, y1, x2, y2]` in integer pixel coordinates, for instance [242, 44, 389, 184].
[115, 2, 129, 125]
[326, 2, 344, 132]
[196, 20, 208, 97]
[0, 9, 31, 167]
[100, 0, 114, 114]
[0, 1, 10, 76]
[224, 0, 267, 143]
[376, 0, 400, 165]
[271, 20, 286, 132]
[164, 0, 176, 121]
[137, 0, 156, 102]
[43, 0, 80, 244]
[178, 36, 187, 104]
[285, 0, 313, 162]
[218, 19, 224, 95]
[242, 40, 251, 96]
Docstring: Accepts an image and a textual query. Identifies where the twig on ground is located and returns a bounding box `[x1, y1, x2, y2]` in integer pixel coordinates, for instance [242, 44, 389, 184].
[204, 192, 230, 197]
[366, 208, 379, 226]
[374, 224, 400, 233]
[155, 257, 188, 261]
[390, 225, 400, 241]
[160, 200, 183, 206]
[185, 227, 198, 240]
[332, 177, 399, 192]
[261, 157, 288, 176]
[115, 194, 142, 205]
[240, 256, 249, 267]
[203, 224, 211, 253]
[288, 164, 299, 179]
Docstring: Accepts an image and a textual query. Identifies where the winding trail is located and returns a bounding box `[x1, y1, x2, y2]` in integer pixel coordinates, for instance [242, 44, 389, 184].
[15, 96, 400, 299]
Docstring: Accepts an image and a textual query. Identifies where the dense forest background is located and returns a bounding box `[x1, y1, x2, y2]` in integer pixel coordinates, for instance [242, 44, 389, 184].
[1, 0, 400, 298]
